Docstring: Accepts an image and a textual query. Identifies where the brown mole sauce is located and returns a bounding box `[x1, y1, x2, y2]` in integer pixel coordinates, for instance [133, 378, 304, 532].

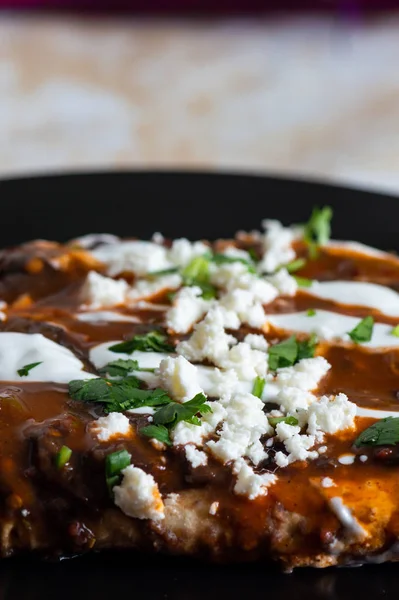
[0, 240, 399, 560]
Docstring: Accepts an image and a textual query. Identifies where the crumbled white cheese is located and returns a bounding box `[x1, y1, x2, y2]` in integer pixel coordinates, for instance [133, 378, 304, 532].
[90, 412, 131, 442]
[168, 238, 210, 268]
[81, 271, 129, 308]
[219, 289, 266, 328]
[209, 501, 219, 515]
[127, 274, 182, 301]
[221, 247, 252, 260]
[219, 342, 268, 381]
[166, 286, 211, 334]
[172, 400, 227, 446]
[275, 357, 331, 392]
[275, 422, 318, 465]
[266, 268, 298, 296]
[158, 355, 204, 402]
[185, 445, 208, 468]
[198, 366, 240, 398]
[258, 219, 299, 274]
[232, 458, 277, 499]
[359, 454, 368, 463]
[207, 393, 272, 465]
[92, 240, 172, 276]
[321, 477, 336, 488]
[307, 393, 356, 436]
[243, 333, 269, 352]
[113, 465, 164, 521]
[338, 453, 356, 465]
[73, 233, 120, 249]
[177, 308, 237, 365]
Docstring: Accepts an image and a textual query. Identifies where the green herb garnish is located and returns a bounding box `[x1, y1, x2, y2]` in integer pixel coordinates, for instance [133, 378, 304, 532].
[285, 258, 306, 273]
[268, 334, 317, 371]
[147, 267, 179, 278]
[268, 416, 299, 427]
[17, 361, 42, 377]
[303, 206, 333, 258]
[294, 276, 313, 288]
[68, 377, 171, 414]
[152, 393, 212, 428]
[105, 449, 131, 494]
[348, 316, 374, 344]
[252, 376, 265, 398]
[140, 424, 172, 446]
[109, 330, 174, 354]
[55, 445, 72, 469]
[307, 308, 316, 317]
[212, 253, 257, 274]
[99, 359, 155, 377]
[297, 333, 318, 361]
[391, 325, 399, 337]
[181, 255, 217, 299]
[354, 417, 399, 447]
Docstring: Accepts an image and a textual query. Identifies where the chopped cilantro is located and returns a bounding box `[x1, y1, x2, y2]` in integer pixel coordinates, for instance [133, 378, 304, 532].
[303, 206, 333, 258]
[105, 449, 131, 494]
[17, 361, 42, 377]
[391, 325, 399, 337]
[268, 334, 317, 371]
[354, 417, 399, 447]
[297, 333, 318, 361]
[348, 316, 374, 344]
[181, 255, 217, 299]
[55, 445, 72, 469]
[109, 330, 174, 354]
[248, 248, 259, 262]
[68, 377, 171, 413]
[152, 393, 212, 428]
[307, 308, 316, 317]
[268, 416, 299, 427]
[285, 258, 306, 273]
[252, 376, 265, 398]
[99, 359, 155, 377]
[140, 424, 172, 446]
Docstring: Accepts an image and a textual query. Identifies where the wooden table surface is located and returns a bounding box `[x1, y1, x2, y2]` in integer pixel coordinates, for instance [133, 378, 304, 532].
[1, 14, 399, 194]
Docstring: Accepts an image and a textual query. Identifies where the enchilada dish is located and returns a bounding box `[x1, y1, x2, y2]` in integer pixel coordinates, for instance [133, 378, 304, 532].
[1, 207, 399, 570]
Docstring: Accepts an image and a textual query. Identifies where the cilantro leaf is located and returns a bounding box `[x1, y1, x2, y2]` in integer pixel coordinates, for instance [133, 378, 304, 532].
[348, 316, 374, 344]
[212, 253, 257, 274]
[297, 333, 318, 361]
[391, 325, 399, 337]
[153, 393, 212, 428]
[68, 377, 171, 413]
[268, 335, 317, 371]
[105, 449, 131, 494]
[181, 255, 217, 299]
[252, 376, 265, 398]
[354, 417, 399, 447]
[99, 359, 155, 377]
[285, 258, 306, 273]
[268, 336, 299, 371]
[140, 424, 172, 446]
[109, 330, 175, 354]
[17, 361, 43, 377]
[303, 206, 333, 258]
[268, 416, 299, 427]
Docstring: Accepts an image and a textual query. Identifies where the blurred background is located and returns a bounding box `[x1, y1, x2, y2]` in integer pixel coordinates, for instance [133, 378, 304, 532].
[1, 3, 399, 194]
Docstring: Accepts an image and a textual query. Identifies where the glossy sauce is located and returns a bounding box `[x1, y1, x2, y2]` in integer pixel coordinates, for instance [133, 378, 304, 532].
[0, 239, 399, 565]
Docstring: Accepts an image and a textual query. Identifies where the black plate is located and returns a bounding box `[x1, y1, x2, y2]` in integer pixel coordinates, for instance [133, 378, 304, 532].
[0, 171, 398, 600]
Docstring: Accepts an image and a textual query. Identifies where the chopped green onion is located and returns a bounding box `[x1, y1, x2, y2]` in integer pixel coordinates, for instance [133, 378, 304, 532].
[294, 276, 313, 288]
[105, 449, 131, 494]
[307, 308, 316, 317]
[391, 325, 399, 337]
[17, 362, 43, 377]
[252, 376, 265, 398]
[285, 258, 306, 273]
[268, 416, 299, 427]
[55, 446, 72, 469]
